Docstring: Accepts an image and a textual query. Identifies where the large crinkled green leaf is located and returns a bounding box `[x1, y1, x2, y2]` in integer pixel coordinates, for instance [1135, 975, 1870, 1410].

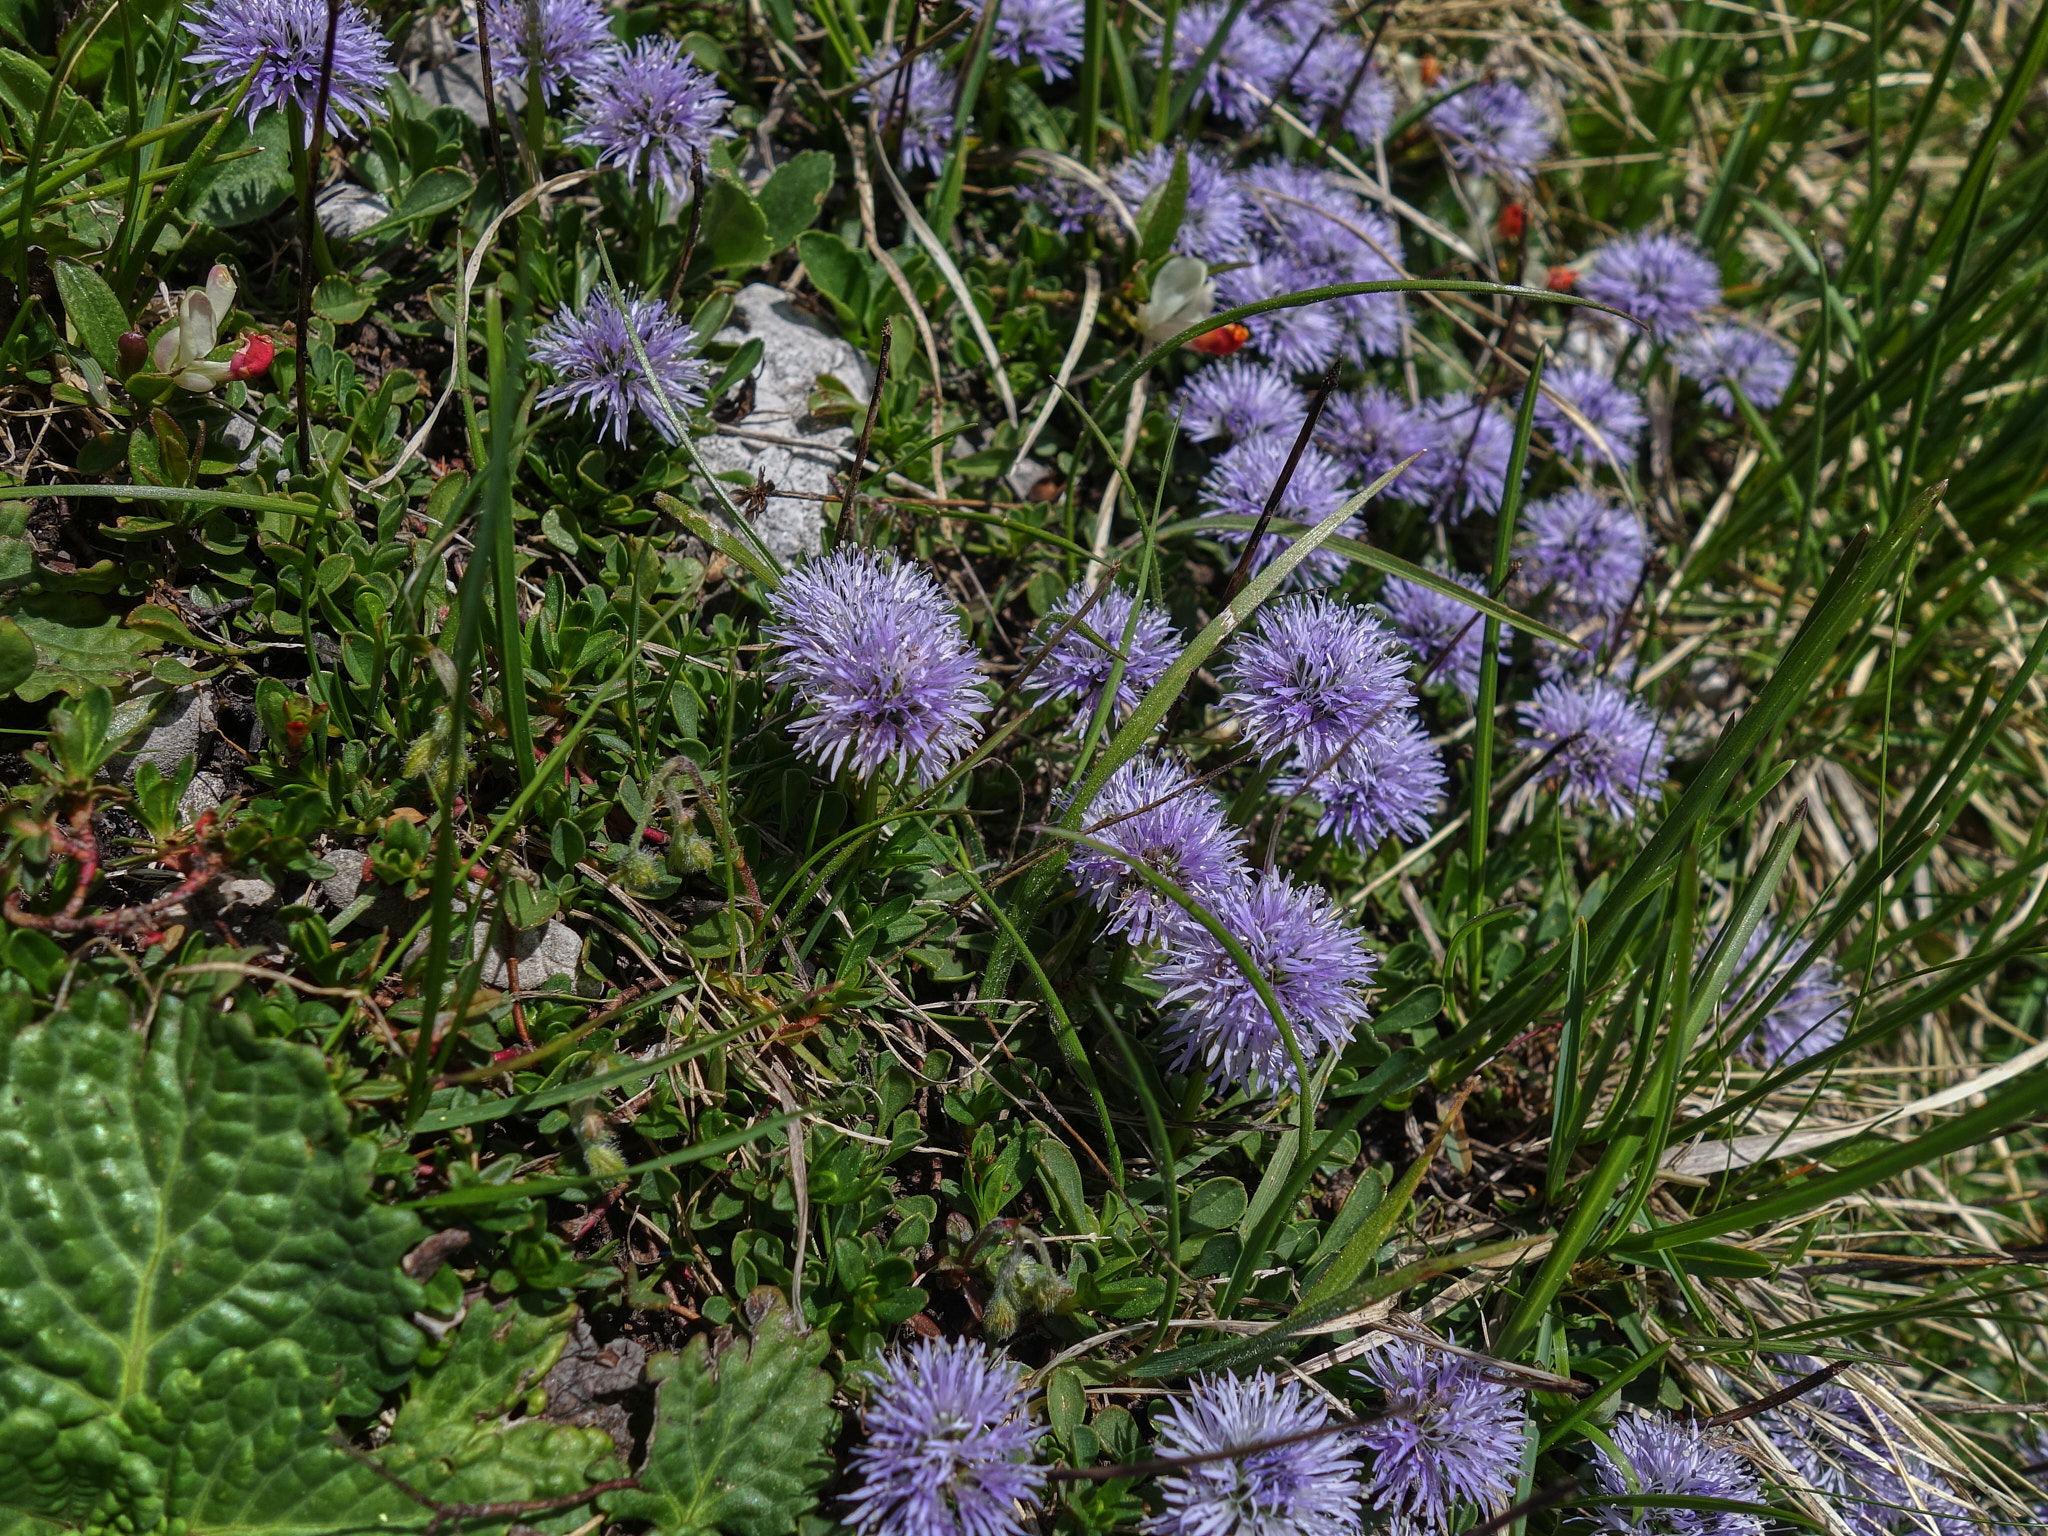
[7, 593, 160, 701]
[0, 984, 425, 1428]
[604, 1289, 835, 1536]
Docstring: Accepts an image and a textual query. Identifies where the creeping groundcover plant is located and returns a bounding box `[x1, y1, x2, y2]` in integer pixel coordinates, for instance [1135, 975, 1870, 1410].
[0, 0, 2045, 1531]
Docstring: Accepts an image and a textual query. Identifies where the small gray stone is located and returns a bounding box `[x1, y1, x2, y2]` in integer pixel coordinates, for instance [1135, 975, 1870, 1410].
[414, 52, 523, 129]
[475, 918, 582, 990]
[319, 848, 369, 910]
[117, 687, 214, 787]
[179, 770, 228, 824]
[692, 284, 876, 562]
[216, 875, 277, 912]
[318, 183, 394, 241]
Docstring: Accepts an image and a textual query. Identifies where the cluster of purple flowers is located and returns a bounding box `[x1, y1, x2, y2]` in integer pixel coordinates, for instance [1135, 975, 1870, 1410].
[1429, 73, 1552, 184]
[1198, 433, 1361, 586]
[1114, 144, 1255, 262]
[763, 547, 989, 785]
[1179, 360, 1304, 444]
[185, 0, 394, 144]
[1587, 1413, 1767, 1536]
[1407, 393, 1523, 521]
[1378, 566, 1503, 700]
[1580, 230, 1723, 340]
[979, 0, 1086, 79]
[1025, 583, 1180, 723]
[1535, 363, 1647, 474]
[568, 36, 734, 203]
[1724, 920, 1851, 1069]
[532, 287, 710, 444]
[1071, 754, 1249, 946]
[1677, 323, 1798, 414]
[1521, 489, 1650, 620]
[858, 47, 958, 173]
[1518, 677, 1671, 820]
[1356, 1340, 1530, 1531]
[476, 0, 618, 104]
[1144, 1371, 1365, 1536]
[1224, 161, 1407, 369]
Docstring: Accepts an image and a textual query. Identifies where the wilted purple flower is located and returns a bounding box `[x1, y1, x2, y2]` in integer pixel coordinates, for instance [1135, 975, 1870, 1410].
[1295, 37, 1396, 145]
[1223, 593, 1412, 766]
[1180, 360, 1304, 444]
[857, 48, 957, 173]
[532, 288, 709, 444]
[1155, 2, 1291, 125]
[1071, 754, 1249, 946]
[1408, 393, 1521, 521]
[1198, 433, 1360, 586]
[764, 548, 989, 785]
[1215, 255, 1350, 373]
[1760, 1365, 1973, 1536]
[185, 0, 393, 143]
[1275, 713, 1443, 852]
[1356, 1340, 1529, 1531]
[978, 0, 1085, 77]
[845, 1337, 1046, 1536]
[1725, 921, 1849, 1069]
[568, 36, 733, 203]
[1588, 1414, 1765, 1536]
[1534, 364, 1646, 474]
[476, 0, 617, 103]
[1111, 143, 1252, 262]
[1378, 566, 1503, 700]
[1429, 75, 1551, 184]
[1024, 583, 1180, 722]
[1021, 175, 1102, 235]
[1676, 323, 1797, 415]
[1317, 386, 1422, 489]
[1518, 678, 1669, 821]
[1144, 1371, 1365, 1536]
[1155, 869, 1376, 1092]
[1521, 490, 1648, 616]
[1580, 231, 1722, 341]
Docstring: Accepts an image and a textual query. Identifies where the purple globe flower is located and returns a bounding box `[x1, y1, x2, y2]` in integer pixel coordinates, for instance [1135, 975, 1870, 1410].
[1759, 1363, 1973, 1536]
[845, 1337, 1047, 1536]
[979, 0, 1085, 78]
[1179, 360, 1305, 444]
[1154, 2, 1291, 125]
[1518, 678, 1670, 821]
[476, 0, 617, 103]
[1429, 75, 1551, 184]
[1215, 254, 1351, 373]
[1222, 593, 1413, 766]
[1022, 175, 1102, 235]
[1239, 160, 1378, 266]
[1071, 754, 1249, 945]
[532, 288, 710, 445]
[1295, 38, 1396, 144]
[1521, 490, 1649, 617]
[1408, 393, 1521, 522]
[1274, 713, 1444, 853]
[763, 548, 989, 785]
[568, 36, 734, 203]
[858, 48, 958, 173]
[1154, 871, 1377, 1092]
[1534, 364, 1646, 474]
[1587, 1414, 1765, 1536]
[1111, 143, 1252, 263]
[1143, 1371, 1365, 1536]
[1024, 582, 1180, 723]
[1198, 433, 1360, 586]
[185, 0, 393, 144]
[1676, 323, 1797, 415]
[1317, 385, 1423, 489]
[1580, 231, 1722, 341]
[1725, 921, 1850, 1069]
[1356, 1340, 1529, 1531]
[1377, 566, 1504, 699]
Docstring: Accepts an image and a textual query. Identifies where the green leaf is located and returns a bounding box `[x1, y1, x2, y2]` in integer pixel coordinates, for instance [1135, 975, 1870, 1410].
[605, 1289, 834, 1536]
[1184, 1176, 1247, 1231]
[187, 112, 293, 229]
[0, 617, 31, 696]
[0, 984, 427, 1427]
[757, 150, 834, 250]
[697, 178, 774, 272]
[1033, 1138, 1089, 1233]
[0, 49, 108, 148]
[7, 592, 160, 700]
[354, 166, 477, 241]
[0, 504, 28, 585]
[312, 275, 374, 324]
[794, 230, 869, 318]
[51, 257, 128, 375]
[1138, 144, 1188, 262]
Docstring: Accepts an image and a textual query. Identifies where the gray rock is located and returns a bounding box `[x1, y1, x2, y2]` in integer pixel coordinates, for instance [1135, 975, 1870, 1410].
[414, 52, 524, 129]
[318, 183, 394, 241]
[180, 770, 228, 824]
[475, 917, 582, 991]
[319, 848, 369, 910]
[692, 284, 876, 562]
[215, 874, 277, 912]
[320, 847, 422, 934]
[114, 687, 213, 788]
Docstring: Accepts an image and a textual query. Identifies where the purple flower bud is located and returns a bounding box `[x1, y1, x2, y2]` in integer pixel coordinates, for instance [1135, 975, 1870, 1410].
[1071, 753, 1249, 945]
[531, 287, 710, 445]
[1518, 677, 1670, 821]
[1675, 323, 1797, 414]
[568, 36, 735, 204]
[1580, 230, 1722, 341]
[1534, 363, 1646, 473]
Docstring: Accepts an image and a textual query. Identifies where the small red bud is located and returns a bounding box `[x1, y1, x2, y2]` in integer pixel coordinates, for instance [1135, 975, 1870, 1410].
[116, 330, 148, 378]
[1419, 55, 1441, 87]
[1189, 322, 1251, 357]
[1546, 265, 1578, 293]
[228, 331, 274, 380]
[1497, 202, 1527, 241]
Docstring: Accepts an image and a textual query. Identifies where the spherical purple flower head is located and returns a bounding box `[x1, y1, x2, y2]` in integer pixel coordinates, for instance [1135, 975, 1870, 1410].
[763, 548, 990, 785]
[1154, 1, 1290, 126]
[845, 1337, 1047, 1536]
[1143, 1371, 1365, 1536]
[856, 47, 957, 173]
[1179, 360, 1305, 445]
[1377, 566, 1503, 700]
[1518, 678, 1669, 822]
[1521, 490, 1648, 617]
[475, 0, 617, 105]
[1356, 1339, 1529, 1531]
[532, 288, 709, 445]
[568, 36, 733, 204]
[1428, 75, 1551, 185]
[1239, 161, 1387, 268]
[1317, 386, 1422, 489]
[1534, 364, 1646, 474]
[1024, 582, 1180, 723]
[1198, 433, 1360, 587]
[1274, 713, 1444, 853]
[185, 0, 393, 144]
[1155, 871, 1376, 1092]
[1295, 36, 1396, 145]
[1222, 593, 1412, 766]
[1723, 920, 1849, 1069]
[1675, 324, 1797, 415]
[1580, 231, 1722, 342]
[1587, 1414, 1764, 1536]
[1111, 143, 1252, 263]
[1071, 754, 1249, 946]
[1407, 394, 1520, 522]
[1215, 255, 1348, 374]
[1021, 175, 1103, 235]
[974, 0, 1085, 77]
[1759, 1367, 1974, 1536]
